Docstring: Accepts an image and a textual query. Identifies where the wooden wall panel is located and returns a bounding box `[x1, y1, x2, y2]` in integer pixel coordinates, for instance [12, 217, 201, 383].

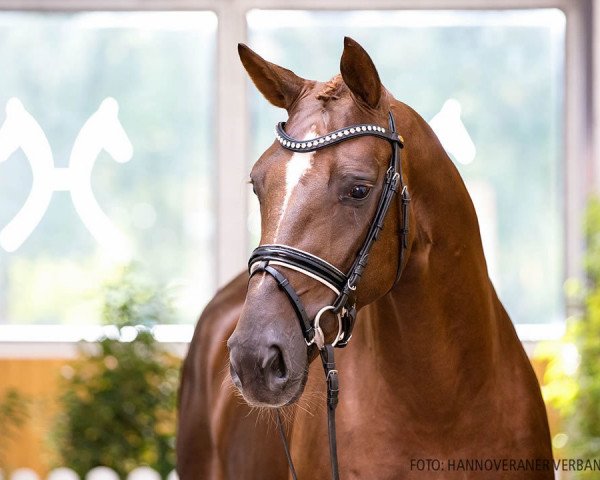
[0, 359, 70, 477]
[0, 356, 558, 477]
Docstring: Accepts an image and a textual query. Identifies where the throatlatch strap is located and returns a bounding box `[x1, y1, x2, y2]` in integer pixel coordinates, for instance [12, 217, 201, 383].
[397, 186, 411, 284]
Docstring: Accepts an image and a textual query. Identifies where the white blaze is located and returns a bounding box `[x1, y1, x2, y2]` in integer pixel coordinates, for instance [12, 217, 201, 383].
[273, 127, 317, 241]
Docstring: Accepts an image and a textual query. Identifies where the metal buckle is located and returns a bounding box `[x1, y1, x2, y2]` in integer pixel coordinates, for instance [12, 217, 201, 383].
[307, 305, 344, 350]
[385, 165, 395, 180]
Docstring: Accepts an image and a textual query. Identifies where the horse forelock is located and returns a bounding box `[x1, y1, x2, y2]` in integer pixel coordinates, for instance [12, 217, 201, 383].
[316, 74, 346, 103]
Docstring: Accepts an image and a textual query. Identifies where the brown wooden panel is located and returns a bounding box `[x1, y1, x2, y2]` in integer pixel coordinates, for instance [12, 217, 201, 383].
[0, 359, 70, 477]
[0, 355, 560, 477]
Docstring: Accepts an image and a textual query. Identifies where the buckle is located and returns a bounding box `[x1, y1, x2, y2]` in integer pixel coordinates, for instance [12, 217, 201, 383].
[385, 167, 400, 186]
[310, 305, 344, 349]
[401, 185, 410, 202]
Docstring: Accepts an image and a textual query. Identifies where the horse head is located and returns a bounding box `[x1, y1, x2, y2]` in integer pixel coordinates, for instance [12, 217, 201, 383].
[228, 38, 410, 407]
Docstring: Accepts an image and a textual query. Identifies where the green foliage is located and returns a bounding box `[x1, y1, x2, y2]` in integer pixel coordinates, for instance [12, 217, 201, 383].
[535, 323, 579, 420]
[573, 198, 600, 462]
[102, 266, 176, 329]
[0, 389, 30, 468]
[53, 269, 180, 478]
[536, 197, 600, 475]
[584, 197, 600, 281]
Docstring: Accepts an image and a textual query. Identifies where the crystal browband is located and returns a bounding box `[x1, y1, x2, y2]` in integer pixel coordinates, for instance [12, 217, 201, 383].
[275, 122, 404, 153]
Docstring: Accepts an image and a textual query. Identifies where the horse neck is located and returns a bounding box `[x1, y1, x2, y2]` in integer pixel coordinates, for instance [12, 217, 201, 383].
[354, 102, 504, 408]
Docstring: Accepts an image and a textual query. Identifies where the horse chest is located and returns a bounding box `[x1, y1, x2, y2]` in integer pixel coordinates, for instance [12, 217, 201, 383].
[288, 356, 416, 478]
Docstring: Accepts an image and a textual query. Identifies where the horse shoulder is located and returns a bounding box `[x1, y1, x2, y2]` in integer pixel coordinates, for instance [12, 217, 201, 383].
[493, 299, 553, 461]
[176, 272, 247, 479]
[177, 273, 290, 480]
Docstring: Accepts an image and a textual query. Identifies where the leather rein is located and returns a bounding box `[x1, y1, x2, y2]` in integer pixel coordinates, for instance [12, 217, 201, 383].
[248, 112, 410, 480]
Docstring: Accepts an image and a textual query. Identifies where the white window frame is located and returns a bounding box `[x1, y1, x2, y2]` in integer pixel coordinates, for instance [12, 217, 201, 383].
[0, 0, 592, 353]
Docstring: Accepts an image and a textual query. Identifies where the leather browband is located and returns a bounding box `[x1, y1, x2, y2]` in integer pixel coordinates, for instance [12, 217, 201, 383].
[275, 122, 404, 152]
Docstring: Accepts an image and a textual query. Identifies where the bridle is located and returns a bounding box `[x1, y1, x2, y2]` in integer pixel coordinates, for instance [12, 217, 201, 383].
[248, 112, 409, 479]
[248, 112, 410, 480]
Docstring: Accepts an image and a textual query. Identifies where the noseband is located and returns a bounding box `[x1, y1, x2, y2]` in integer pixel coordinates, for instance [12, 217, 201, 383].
[248, 112, 410, 480]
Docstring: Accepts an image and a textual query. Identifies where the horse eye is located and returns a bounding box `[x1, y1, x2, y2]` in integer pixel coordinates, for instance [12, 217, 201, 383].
[349, 185, 371, 200]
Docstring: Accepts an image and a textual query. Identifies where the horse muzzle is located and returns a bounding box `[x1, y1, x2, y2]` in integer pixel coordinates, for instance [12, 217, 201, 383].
[227, 333, 304, 407]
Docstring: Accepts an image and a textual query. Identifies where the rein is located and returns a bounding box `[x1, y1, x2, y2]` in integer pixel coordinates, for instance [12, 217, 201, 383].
[248, 112, 410, 480]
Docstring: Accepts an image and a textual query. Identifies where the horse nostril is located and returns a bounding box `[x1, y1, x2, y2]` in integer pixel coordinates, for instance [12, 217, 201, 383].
[229, 361, 243, 389]
[265, 345, 287, 381]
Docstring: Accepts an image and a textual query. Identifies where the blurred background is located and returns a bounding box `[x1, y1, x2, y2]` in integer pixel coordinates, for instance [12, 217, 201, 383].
[0, 0, 597, 478]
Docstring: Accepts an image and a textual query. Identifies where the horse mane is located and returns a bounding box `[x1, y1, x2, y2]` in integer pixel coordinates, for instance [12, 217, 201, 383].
[316, 74, 345, 103]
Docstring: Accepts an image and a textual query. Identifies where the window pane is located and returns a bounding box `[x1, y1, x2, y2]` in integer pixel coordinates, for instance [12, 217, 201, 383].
[247, 9, 565, 325]
[0, 12, 217, 325]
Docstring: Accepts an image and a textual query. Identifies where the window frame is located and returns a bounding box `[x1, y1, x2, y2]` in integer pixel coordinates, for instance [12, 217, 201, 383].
[0, 0, 592, 350]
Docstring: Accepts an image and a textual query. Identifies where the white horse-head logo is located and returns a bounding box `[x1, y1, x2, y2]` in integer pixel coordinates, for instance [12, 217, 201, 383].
[0, 97, 133, 258]
[429, 98, 476, 165]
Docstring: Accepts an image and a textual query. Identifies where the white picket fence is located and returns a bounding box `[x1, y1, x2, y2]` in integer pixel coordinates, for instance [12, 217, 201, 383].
[0, 467, 179, 480]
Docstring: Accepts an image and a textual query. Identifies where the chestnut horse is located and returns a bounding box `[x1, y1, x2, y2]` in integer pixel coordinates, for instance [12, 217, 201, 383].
[177, 38, 553, 479]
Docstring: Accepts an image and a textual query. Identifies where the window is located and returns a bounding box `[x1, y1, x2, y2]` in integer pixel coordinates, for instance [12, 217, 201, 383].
[0, 12, 217, 326]
[0, 1, 588, 342]
[247, 9, 566, 326]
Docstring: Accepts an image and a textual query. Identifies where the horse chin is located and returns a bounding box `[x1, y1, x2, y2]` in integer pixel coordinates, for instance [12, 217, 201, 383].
[237, 372, 308, 409]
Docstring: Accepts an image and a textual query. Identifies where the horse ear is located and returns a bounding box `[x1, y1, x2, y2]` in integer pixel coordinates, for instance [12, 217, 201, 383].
[238, 43, 306, 110]
[340, 37, 382, 109]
